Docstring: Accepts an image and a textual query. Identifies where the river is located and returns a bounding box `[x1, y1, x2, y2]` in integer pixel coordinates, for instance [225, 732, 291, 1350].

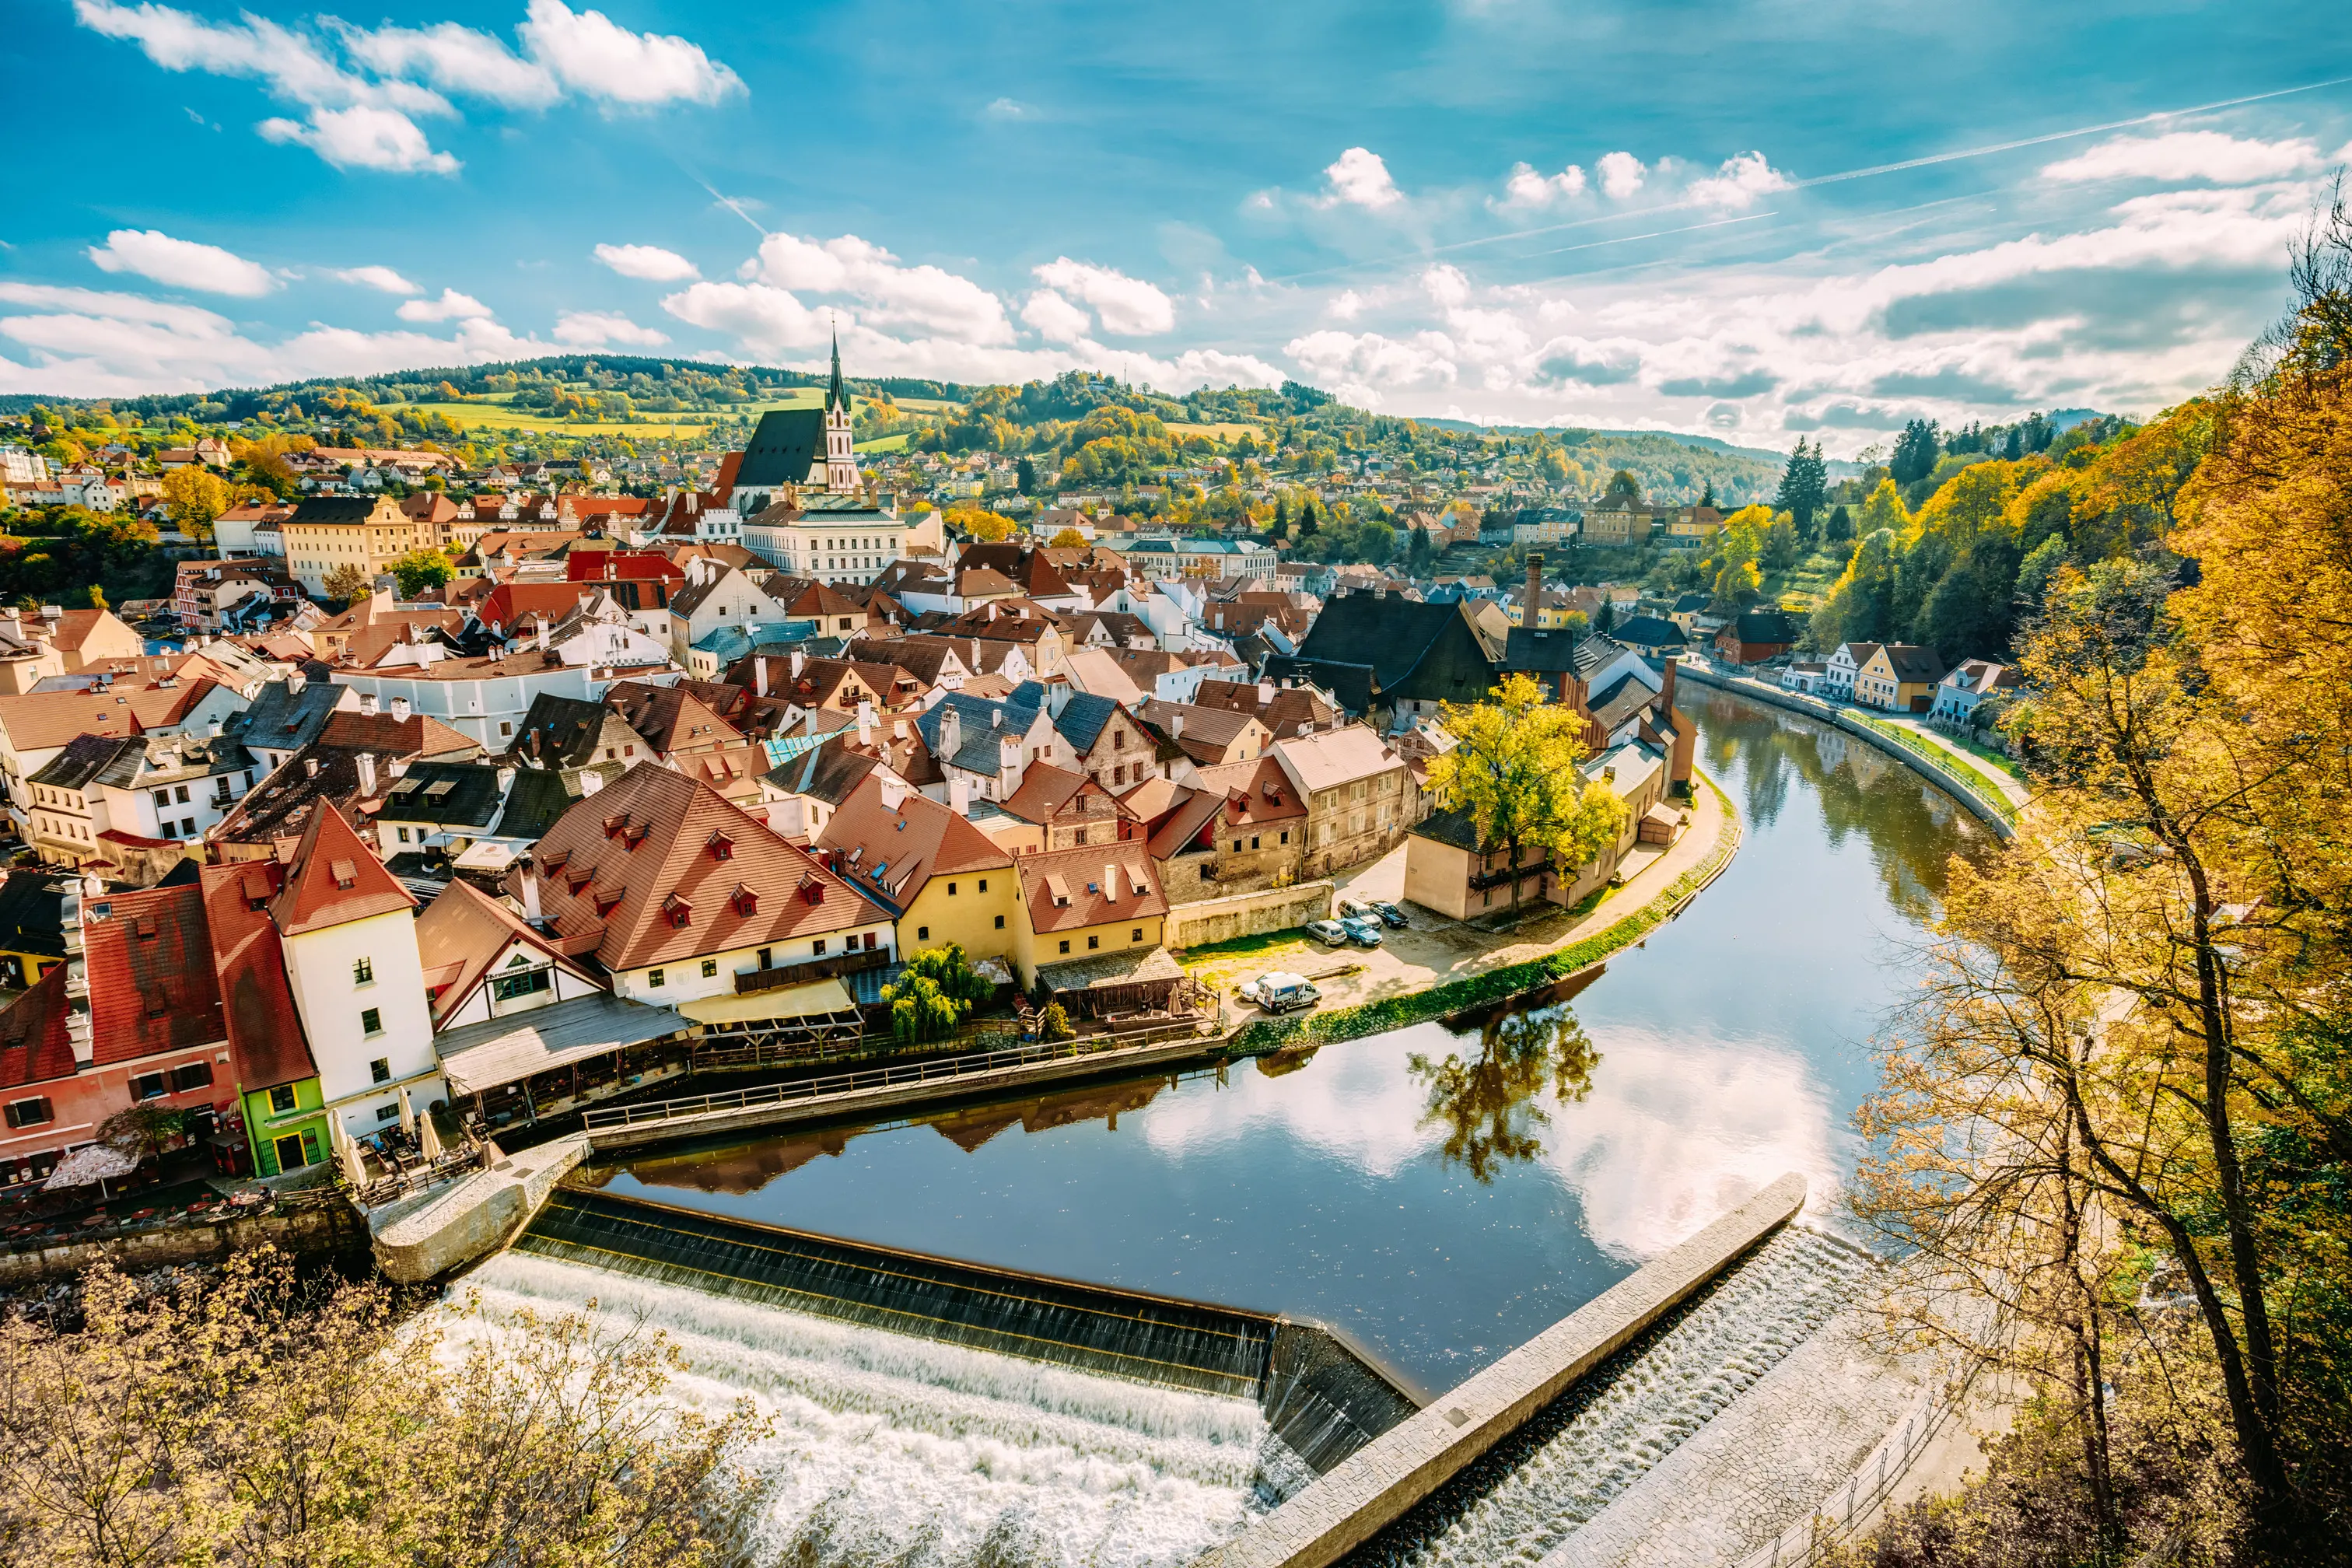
[501, 691, 1989, 1564]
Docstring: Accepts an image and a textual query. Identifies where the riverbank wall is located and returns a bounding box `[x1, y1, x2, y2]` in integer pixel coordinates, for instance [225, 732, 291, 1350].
[0, 1192, 369, 1290]
[1195, 1172, 1809, 1568]
[1677, 664, 2017, 838]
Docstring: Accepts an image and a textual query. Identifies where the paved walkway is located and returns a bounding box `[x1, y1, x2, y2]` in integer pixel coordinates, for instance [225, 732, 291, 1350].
[1867, 714, 2033, 812]
[1182, 780, 1730, 1012]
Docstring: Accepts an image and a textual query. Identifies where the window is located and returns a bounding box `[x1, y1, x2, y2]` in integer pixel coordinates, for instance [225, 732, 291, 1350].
[268, 1083, 299, 1114]
[152, 789, 170, 810]
[397, 827, 411, 843]
[1087, 934, 1100, 950]
[1132, 928, 1143, 943]
[360, 1007, 383, 1035]
[917, 926, 929, 940]
[175, 784, 190, 804]
[947, 882, 956, 896]
[1059, 940, 1070, 954]
[492, 966, 552, 1003]
[132, 1072, 168, 1101]
[354, 956, 373, 984]
[649, 968, 665, 987]
[5, 1097, 52, 1129]
[171, 1062, 212, 1093]
[368, 1055, 391, 1084]
[376, 1103, 399, 1122]
[994, 915, 1005, 929]
[702, 959, 718, 978]
[499, 721, 513, 737]
[757, 947, 772, 968]
[812, 939, 827, 956]
[977, 878, 988, 892]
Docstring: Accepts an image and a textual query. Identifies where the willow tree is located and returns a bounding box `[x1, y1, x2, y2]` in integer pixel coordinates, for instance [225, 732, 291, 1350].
[1427, 673, 1628, 910]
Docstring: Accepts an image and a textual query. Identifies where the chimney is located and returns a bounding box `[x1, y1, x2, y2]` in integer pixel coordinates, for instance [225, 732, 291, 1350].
[754, 657, 769, 696]
[949, 776, 970, 815]
[355, 751, 378, 797]
[304, 758, 320, 779]
[1661, 656, 1678, 713]
[939, 705, 961, 761]
[496, 765, 516, 794]
[390, 695, 410, 722]
[1102, 863, 1118, 902]
[520, 869, 542, 922]
[1171, 712, 1185, 739]
[857, 700, 874, 746]
[1257, 680, 1275, 709]
[790, 649, 806, 677]
[1525, 551, 1544, 630]
[880, 775, 908, 812]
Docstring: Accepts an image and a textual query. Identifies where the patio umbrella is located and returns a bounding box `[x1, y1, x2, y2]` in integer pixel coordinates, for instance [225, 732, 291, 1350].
[44, 1143, 138, 1198]
[398, 1083, 416, 1137]
[418, 1108, 445, 1162]
[338, 1129, 369, 1190]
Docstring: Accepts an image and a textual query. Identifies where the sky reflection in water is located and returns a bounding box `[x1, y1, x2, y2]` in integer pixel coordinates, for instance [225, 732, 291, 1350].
[595, 695, 1986, 1391]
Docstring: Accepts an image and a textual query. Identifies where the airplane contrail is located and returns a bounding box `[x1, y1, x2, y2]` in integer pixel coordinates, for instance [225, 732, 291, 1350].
[1265, 71, 2352, 283]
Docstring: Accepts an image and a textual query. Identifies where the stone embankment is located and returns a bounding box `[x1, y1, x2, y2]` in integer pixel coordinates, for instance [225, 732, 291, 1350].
[1675, 664, 2018, 838]
[0, 1192, 369, 1290]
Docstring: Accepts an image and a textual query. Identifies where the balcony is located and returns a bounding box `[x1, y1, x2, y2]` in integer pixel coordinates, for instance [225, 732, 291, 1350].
[733, 947, 891, 996]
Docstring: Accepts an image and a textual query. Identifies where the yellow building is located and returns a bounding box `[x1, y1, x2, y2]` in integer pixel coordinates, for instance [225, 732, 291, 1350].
[1011, 843, 1169, 988]
[814, 775, 1021, 965]
[282, 495, 423, 597]
[1855, 643, 1948, 713]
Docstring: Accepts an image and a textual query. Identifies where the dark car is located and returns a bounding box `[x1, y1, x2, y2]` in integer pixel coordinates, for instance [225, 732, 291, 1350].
[1370, 901, 1409, 928]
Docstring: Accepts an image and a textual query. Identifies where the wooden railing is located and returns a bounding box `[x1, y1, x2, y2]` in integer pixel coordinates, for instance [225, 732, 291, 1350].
[732, 948, 891, 996]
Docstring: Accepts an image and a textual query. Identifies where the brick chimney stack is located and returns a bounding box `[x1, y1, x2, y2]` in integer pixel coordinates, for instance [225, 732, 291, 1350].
[1524, 552, 1544, 630]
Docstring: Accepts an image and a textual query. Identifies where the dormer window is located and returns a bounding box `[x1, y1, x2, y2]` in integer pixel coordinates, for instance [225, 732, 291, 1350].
[707, 831, 734, 862]
[799, 875, 825, 905]
[731, 884, 758, 917]
[662, 893, 691, 929]
[593, 887, 624, 917]
[602, 812, 629, 840]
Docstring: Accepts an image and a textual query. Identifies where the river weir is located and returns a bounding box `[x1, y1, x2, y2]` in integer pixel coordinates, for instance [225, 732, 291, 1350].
[446, 691, 1984, 1565]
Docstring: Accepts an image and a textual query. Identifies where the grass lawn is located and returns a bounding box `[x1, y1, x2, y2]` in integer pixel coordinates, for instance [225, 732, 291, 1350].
[854, 434, 910, 453]
[1178, 929, 1325, 989]
[1857, 715, 2021, 817]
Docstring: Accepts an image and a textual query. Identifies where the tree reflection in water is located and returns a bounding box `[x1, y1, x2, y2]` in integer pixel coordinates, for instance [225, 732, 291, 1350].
[1408, 1003, 1599, 1183]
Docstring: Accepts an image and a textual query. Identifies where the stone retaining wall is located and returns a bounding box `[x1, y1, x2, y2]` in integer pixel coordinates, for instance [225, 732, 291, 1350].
[0, 1199, 369, 1289]
[1166, 880, 1335, 950]
[1195, 1173, 1809, 1568]
[1678, 666, 2016, 839]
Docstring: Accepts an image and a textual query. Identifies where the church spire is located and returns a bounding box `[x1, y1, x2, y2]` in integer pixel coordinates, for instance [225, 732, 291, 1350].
[826, 329, 847, 415]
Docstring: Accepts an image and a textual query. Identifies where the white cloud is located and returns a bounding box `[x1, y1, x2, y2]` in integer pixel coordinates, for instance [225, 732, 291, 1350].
[753, 232, 1014, 342]
[1327, 289, 1367, 321]
[516, 0, 742, 107]
[985, 96, 1031, 120]
[331, 264, 419, 294]
[1496, 160, 1587, 209]
[1421, 264, 1471, 309]
[594, 242, 699, 282]
[660, 280, 830, 355]
[396, 287, 493, 322]
[1285, 328, 1458, 393]
[1318, 147, 1404, 211]
[553, 310, 667, 348]
[86, 229, 275, 297]
[1597, 150, 1646, 199]
[0, 282, 534, 397]
[1031, 257, 1174, 336]
[1687, 150, 1792, 210]
[1020, 289, 1093, 345]
[261, 105, 460, 174]
[2041, 130, 2324, 186]
[72, 0, 740, 177]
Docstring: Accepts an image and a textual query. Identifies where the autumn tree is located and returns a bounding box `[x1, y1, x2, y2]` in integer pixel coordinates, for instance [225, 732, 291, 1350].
[1048, 527, 1087, 548]
[945, 506, 1014, 542]
[387, 548, 453, 600]
[159, 464, 229, 534]
[1427, 673, 1629, 909]
[322, 563, 372, 602]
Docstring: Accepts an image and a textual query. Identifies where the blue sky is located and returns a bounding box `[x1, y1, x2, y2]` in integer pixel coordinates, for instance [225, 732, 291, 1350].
[5, 0, 2350, 453]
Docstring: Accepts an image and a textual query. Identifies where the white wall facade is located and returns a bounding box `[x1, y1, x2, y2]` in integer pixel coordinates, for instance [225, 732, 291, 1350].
[280, 908, 440, 1137]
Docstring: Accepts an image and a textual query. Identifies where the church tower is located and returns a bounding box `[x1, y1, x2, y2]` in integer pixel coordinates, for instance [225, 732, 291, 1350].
[822, 331, 858, 493]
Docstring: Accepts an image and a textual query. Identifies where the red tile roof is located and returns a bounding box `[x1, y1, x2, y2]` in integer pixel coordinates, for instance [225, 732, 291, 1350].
[523, 762, 891, 972]
[82, 884, 226, 1066]
[198, 860, 317, 1093]
[1016, 843, 1169, 935]
[814, 775, 1013, 911]
[0, 965, 76, 1089]
[271, 803, 415, 936]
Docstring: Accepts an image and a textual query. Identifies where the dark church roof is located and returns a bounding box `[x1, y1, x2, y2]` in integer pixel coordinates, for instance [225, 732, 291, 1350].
[733, 408, 823, 491]
[1264, 594, 1498, 714]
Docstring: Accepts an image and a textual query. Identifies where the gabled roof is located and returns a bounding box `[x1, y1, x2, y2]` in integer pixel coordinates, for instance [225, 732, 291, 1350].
[523, 763, 891, 971]
[1272, 726, 1404, 794]
[507, 692, 641, 772]
[198, 859, 316, 1093]
[733, 407, 824, 489]
[605, 681, 742, 756]
[998, 761, 1132, 830]
[1727, 609, 1801, 644]
[1875, 643, 1948, 683]
[1015, 843, 1168, 934]
[28, 733, 141, 792]
[82, 882, 226, 1066]
[1609, 615, 1686, 650]
[1051, 692, 1124, 754]
[916, 691, 1044, 777]
[222, 677, 348, 755]
[415, 879, 586, 1030]
[0, 966, 77, 1090]
[768, 734, 883, 808]
[0, 870, 66, 961]
[1265, 594, 1497, 714]
[814, 774, 1013, 914]
[272, 805, 415, 936]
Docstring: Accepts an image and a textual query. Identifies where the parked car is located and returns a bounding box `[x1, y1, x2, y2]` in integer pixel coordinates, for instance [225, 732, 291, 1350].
[1304, 919, 1350, 946]
[1240, 971, 1320, 1013]
[1339, 915, 1385, 948]
[1338, 896, 1380, 920]
[1370, 901, 1409, 928]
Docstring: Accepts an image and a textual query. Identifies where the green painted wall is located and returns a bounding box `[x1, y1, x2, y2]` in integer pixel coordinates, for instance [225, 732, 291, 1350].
[241, 1078, 327, 1176]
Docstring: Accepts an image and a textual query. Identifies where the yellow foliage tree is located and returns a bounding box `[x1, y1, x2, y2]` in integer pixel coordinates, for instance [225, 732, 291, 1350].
[946, 506, 1014, 542]
[1426, 673, 1628, 908]
[160, 464, 230, 532]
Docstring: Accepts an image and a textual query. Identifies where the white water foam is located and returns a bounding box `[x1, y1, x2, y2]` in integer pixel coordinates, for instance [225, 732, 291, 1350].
[449, 1251, 1272, 1567]
[1355, 1227, 1881, 1567]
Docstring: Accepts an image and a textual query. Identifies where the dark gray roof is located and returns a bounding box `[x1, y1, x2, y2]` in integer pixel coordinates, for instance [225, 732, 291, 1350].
[1728, 609, 1801, 645]
[286, 496, 380, 523]
[222, 677, 344, 754]
[495, 768, 578, 842]
[1409, 804, 1487, 852]
[380, 761, 508, 829]
[1881, 644, 1947, 682]
[28, 733, 138, 791]
[1610, 616, 1686, 650]
[1264, 595, 1497, 715]
[733, 408, 824, 490]
[1050, 692, 1121, 754]
[768, 736, 880, 806]
[507, 693, 619, 771]
[0, 870, 67, 961]
[1500, 627, 1585, 676]
[916, 691, 1043, 777]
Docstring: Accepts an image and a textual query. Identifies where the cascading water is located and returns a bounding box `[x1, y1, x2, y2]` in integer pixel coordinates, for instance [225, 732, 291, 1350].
[452, 1250, 1281, 1568]
[1344, 1226, 1881, 1567]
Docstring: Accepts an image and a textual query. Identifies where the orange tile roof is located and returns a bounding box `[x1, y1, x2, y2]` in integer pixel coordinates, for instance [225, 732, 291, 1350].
[814, 774, 1012, 911]
[83, 883, 227, 1066]
[198, 859, 317, 1093]
[1016, 843, 1168, 935]
[415, 879, 579, 1030]
[0, 966, 77, 1088]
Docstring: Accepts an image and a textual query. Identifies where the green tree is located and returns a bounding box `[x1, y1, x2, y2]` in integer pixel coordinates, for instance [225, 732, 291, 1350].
[388, 548, 454, 600]
[1825, 502, 1853, 542]
[323, 562, 373, 602]
[1606, 468, 1641, 500]
[1890, 418, 1941, 485]
[882, 944, 994, 1045]
[1773, 438, 1828, 537]
[1426, 673, 1629, 909]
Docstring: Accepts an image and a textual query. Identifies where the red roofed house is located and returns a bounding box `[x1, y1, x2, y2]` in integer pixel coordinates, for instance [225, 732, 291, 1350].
[198, 805, 439, 1175]
[0, 878, 239, 1185]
